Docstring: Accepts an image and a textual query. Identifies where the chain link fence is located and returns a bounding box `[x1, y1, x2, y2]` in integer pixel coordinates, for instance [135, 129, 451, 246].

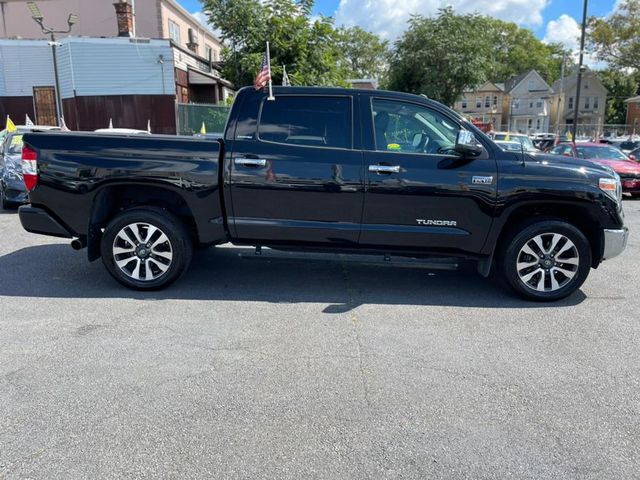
[176, 103, 232, 136]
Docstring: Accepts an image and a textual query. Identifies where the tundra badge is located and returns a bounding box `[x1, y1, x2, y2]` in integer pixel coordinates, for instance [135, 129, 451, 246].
[417, 219, 457, 226]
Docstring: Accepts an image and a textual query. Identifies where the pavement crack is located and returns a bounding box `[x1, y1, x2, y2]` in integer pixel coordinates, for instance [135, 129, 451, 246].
[340, 262, 372, 411]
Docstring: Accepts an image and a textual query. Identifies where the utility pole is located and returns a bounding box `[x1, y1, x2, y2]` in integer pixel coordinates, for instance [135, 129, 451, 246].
[27, 2, 78, 127]
[572, 0, 588, 143]
[556, 53, 566, 137]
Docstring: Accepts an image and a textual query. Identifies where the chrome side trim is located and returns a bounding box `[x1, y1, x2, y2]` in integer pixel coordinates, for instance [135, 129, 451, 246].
[602, 228, 629, 261]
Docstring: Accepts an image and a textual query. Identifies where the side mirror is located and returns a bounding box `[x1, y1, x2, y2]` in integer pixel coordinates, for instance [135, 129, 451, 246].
[455, 130, 482, 157]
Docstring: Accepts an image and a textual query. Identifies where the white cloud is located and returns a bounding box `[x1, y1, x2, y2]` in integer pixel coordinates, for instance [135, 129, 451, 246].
[543, 14, 604, 69]
[335, 0, 550, 40]
[543, 14, 580, 51]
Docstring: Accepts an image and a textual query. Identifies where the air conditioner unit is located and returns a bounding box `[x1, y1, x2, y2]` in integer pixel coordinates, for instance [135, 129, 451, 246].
[187, 28, 199, 50]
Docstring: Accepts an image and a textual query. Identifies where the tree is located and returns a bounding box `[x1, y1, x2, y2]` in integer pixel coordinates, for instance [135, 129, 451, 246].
[481, 18, 570, 84]
[201, 0, 349, 87]
[597, 69, 639, 124]
[387, 8, 493, 106]
[589, 0, 640, 71]
[386, 8, 568, 105]
[336, 26, 389, 81]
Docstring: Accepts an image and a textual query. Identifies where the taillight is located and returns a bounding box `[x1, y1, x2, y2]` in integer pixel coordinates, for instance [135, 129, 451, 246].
[22, 145, 38, 192]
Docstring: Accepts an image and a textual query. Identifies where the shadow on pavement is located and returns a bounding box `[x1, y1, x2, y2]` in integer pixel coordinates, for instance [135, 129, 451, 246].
[0, 243, 586, 310]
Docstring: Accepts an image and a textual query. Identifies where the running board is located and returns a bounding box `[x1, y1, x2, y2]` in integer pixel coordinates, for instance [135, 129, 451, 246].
[237, 247, 459, 271]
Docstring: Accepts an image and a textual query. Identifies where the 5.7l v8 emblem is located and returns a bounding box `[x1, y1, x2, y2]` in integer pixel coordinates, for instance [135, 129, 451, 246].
[472, 175, 494, 185]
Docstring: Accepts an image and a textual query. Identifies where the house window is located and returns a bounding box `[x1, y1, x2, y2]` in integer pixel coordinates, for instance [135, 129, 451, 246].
[594, 97, 599, 109]
[461, 98, 468, 109]
[536, 99, 543, 108]
[205, 45, 213, 61]
[528, 118, 533, 129]
[584, 81, 589, 89]
[493, 96, 498, 107]
[169, 20, 181, 44]
[485, 96, 490, 108]
[476, 97, 481, 108]
[584, 97, 590, 109]
[568, 97, 574, 110]
[536, 118, 541, 130]
[529, 99, 534, 108]
[513, 99, 520, 109]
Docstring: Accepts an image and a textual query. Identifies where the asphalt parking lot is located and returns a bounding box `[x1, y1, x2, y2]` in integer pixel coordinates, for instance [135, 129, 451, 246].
[1, 202, 639, 480]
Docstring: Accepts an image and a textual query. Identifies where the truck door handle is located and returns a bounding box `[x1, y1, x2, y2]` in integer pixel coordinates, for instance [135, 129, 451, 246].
[369, 164, 400, 174]
[235, 158, 267, 167]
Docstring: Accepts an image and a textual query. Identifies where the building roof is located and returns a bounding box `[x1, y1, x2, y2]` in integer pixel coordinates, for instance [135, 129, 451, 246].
[164, 0, 223, 46]
[625, 96, 640, 103]
[505, 71, 531, 92]
[551, 70, 608, 95]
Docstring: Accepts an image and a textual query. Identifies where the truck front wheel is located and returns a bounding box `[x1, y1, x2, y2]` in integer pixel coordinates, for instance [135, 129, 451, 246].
[101, 208, 193, 290]
[500, 220, 592, 301]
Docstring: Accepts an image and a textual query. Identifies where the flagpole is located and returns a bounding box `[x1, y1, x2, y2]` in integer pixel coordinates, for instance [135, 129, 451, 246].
[266, 41, 275, 101]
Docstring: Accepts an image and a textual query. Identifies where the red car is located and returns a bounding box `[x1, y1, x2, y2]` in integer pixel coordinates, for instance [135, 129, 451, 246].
[549, 142, 640, 197]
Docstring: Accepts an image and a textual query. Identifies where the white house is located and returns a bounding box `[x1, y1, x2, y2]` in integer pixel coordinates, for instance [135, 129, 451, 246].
[504, 70, 554, 134]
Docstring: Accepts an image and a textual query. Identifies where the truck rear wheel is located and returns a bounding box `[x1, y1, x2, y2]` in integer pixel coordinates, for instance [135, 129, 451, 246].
[101, 208, 193, 290]
[500, 220, 592, 301]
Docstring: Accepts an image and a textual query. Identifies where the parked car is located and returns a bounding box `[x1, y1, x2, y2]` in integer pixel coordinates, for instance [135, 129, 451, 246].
[629, 147, 640, 161]
[618, 140, 640, 155]
[1, 125, 59, 209]
[549, 142, 640, 197]
[494, 140, 523, 152]
[19, 86, 627, 301]
[488, 132, 538, 152]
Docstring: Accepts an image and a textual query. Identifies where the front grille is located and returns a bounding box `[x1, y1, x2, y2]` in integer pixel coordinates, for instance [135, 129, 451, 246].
[619, 173, 640, 181]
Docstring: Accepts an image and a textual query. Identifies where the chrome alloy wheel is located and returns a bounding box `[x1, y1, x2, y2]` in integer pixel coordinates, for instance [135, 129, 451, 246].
[516, 233, 580, 292]
[112, 222, 173, 282]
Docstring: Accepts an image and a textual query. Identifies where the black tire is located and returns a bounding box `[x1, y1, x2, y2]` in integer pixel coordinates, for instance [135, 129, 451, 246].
[101, 207, 193, 290]
[500, 220, 592, 301]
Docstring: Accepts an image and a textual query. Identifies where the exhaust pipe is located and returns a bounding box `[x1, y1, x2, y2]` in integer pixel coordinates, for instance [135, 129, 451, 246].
[71, 238, 86, 250]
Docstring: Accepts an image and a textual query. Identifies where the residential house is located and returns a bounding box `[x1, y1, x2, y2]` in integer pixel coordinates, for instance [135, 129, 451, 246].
[503, 70, 553, 134]
[0, 2, 234, 133]
[550, 69, 607, 132]
[1, 0, 223, 63]
[348, 79, 378, 90]
[625, 96, 640, 132]
[453, 81, 507, 130]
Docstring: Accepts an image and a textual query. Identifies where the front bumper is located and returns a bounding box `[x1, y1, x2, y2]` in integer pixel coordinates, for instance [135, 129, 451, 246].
[18, 205, 73, 238]
[602, 228, 629, 261]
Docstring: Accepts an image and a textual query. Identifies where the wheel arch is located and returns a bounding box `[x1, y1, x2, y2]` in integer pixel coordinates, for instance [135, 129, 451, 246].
[87, 183, 198, 261]
[492, 202, 603, 270]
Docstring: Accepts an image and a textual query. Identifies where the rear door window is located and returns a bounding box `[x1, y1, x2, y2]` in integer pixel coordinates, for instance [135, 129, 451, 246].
[258, 96, 352, 149]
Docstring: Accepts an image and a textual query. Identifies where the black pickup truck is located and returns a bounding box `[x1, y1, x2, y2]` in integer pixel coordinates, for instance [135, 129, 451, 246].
[19, 86, 628, 300]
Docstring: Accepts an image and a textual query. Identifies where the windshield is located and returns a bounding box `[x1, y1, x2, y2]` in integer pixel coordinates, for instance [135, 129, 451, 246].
[576, 145, 628, 161]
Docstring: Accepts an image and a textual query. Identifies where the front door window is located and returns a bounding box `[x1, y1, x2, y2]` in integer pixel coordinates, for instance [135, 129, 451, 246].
[372, 99, 460, 155]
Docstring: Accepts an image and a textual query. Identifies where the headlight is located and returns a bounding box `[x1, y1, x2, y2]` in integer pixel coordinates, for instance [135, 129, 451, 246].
[599, 175, 621, 203]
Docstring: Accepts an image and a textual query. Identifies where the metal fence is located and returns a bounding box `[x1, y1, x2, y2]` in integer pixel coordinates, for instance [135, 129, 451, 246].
[494, 123, 638, 139]
[176, 103, 232, 136]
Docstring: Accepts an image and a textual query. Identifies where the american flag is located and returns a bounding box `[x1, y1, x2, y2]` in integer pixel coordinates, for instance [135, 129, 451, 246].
[254, 53, 271, 91]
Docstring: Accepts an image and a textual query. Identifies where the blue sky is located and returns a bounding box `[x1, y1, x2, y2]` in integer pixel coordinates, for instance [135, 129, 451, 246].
[182, 0, 617, 49]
